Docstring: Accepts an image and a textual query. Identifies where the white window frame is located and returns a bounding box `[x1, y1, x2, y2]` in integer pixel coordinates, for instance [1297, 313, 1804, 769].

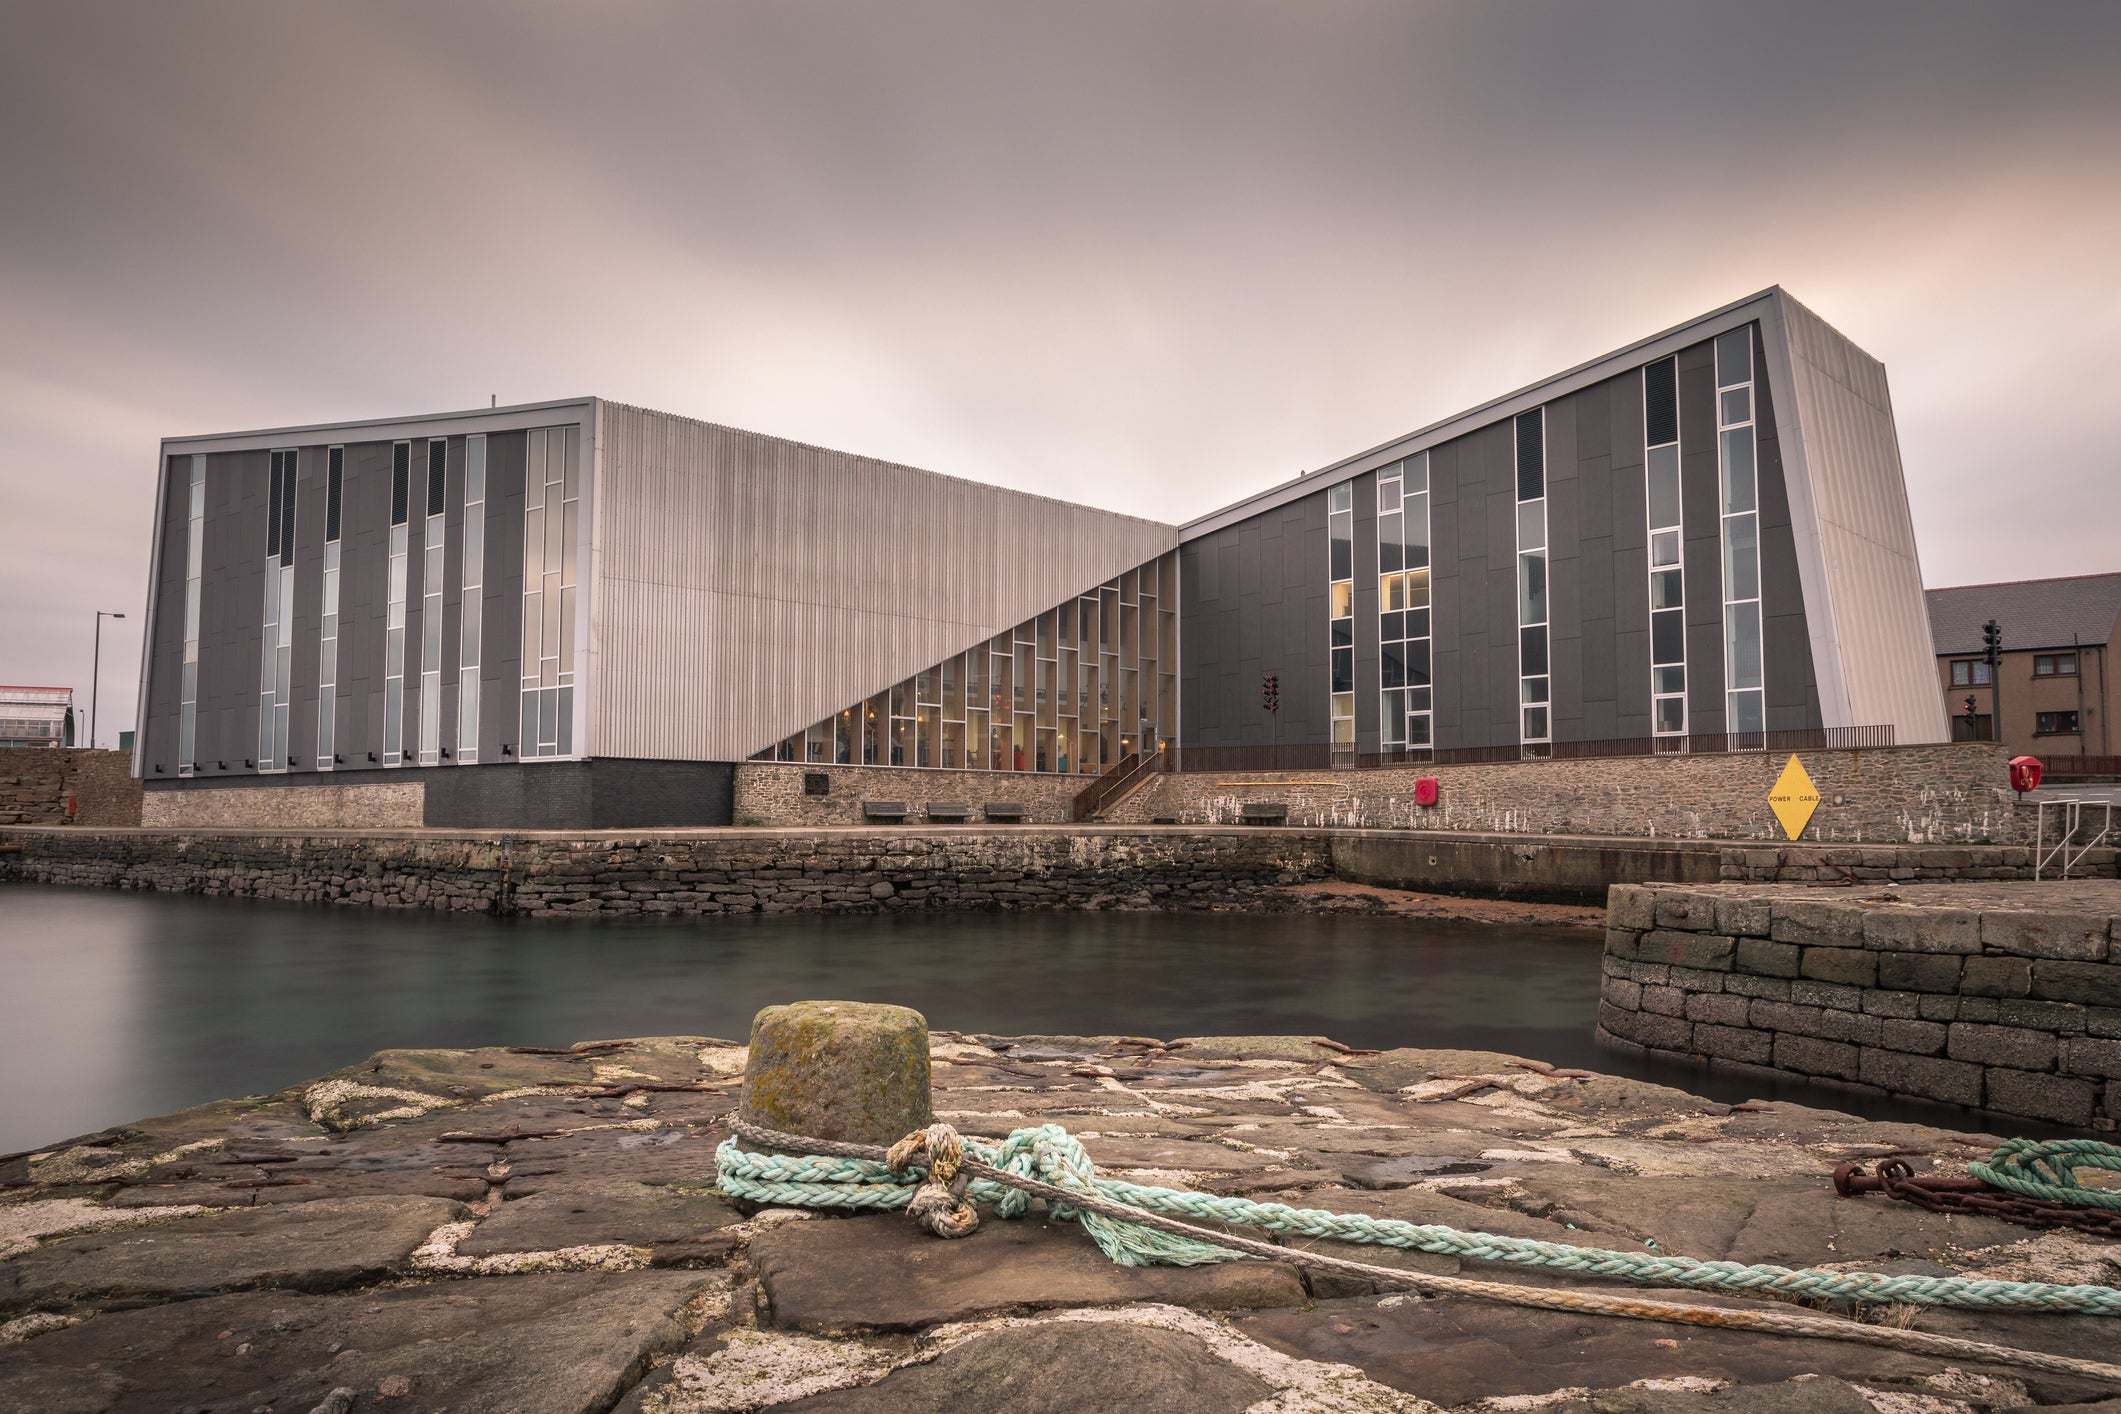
[1515, 409, 1551, 753]
[1716, 329, 1765, 744]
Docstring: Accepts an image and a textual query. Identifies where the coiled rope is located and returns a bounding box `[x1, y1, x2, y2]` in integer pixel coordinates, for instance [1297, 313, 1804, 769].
[1972, 1137, 2121, 1211]
[720, 1119, 2121, 1385]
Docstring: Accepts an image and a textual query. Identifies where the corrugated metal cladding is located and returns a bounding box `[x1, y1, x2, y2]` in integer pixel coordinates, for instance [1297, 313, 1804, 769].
[1778, 295, 1949, 744]
[588, 402, 1179, 762]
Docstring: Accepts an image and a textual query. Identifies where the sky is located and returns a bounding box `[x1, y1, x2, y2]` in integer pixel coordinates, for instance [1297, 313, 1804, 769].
[3, 2, 2117, 746]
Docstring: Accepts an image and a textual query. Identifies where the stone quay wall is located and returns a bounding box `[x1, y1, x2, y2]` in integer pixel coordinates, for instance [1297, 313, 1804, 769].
[732, 762, 1086, 827]
[0, 748, 142, 827]
[1599, 882, 2121, 1128]
[1105, 742, 2025, 846]
[0, 826, 1333, 917]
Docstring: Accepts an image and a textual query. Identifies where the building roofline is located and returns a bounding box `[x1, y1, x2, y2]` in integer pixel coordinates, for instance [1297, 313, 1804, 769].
[1926, 572, 2121, 593]
[156, 397, 599, 455]
[1179, 286, 1787, 540]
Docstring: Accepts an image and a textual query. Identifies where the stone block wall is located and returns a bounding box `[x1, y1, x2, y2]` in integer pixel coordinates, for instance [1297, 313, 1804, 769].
[1599, 882, 2121, 1128]
[1107, 743, 2025, 845]
[0, 749, 142, 826]
[0, 825, 1334, 918]
[733, 762, 1088, 826]
[142, 781, 425, 829]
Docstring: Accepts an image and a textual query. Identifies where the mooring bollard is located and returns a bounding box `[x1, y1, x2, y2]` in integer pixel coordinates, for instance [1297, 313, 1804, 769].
[739, 1000, 933, 1148]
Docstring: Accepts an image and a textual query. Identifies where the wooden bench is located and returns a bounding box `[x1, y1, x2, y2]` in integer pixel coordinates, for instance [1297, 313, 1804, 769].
[861, 800, 909, 823]
[924, 801, 972, 823]
[982, 802, 1027, 823]
[1239, 801, 1289, 826]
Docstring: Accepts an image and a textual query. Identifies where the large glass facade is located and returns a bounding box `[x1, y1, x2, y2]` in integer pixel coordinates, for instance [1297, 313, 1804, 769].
[383, 441, 410, 766]
[520, 425, 579, 758]
[257, 449, 297, 771]
[1327, 484, 1354, 766]
[1377, 453, 1432, 756]
[1716, 328, 1765, 738]
[1643, 357, 1687, 741]
[317, 447, 343, 769]
[1515, 409, 1550, 751]
[177, 455, 205, 776]
[767, 550, 1179, 774]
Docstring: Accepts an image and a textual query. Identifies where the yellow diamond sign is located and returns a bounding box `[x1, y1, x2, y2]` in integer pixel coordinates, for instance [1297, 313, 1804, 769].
[1767, 754, 1821, 840]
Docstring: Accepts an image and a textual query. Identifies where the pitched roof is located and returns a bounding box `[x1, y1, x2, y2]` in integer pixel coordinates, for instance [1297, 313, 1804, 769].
[1926, 574, 2121, 656]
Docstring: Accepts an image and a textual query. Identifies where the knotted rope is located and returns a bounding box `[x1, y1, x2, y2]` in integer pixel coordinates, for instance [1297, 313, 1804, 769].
[720, 1118, 2121, 1385]
[1971, 1137, 2121, 1211]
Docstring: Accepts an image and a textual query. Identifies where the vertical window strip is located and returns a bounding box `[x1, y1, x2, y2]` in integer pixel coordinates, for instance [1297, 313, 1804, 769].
[457, 436, 485, 764]
[258, 450, 297, 771]
[317, 448, 342, 770]
[1375, 453, 1433, 758]
[177, 456, 205, 776]
[1515, 410, 1550, 752]
[1716, 328, 1764, 741]
[417, 440, 446, 766]
[383, 441, 409, 765]
[1327, 483, 1355, 767]
[520, 425, 580, 758]
[1643, 358, 1687, 741]
[774, 547, 1180, 775]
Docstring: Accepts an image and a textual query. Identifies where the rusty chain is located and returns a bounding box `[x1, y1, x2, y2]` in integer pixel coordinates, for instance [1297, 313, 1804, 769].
[1835, 1158, 2121, 1239]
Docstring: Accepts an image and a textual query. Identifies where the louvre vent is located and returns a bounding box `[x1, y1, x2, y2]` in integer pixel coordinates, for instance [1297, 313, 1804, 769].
[427, 440, 447, 516]
[1515, 410, 1544, 501]
[391, 442, 410, 526]
[1645, 357, 1678, 447]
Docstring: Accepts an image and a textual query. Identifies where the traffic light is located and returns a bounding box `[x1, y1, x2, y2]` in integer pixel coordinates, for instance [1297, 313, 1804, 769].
[1982, 620, 2002, 658]
[1261, 674, 1279, 714]
[1963, 695, 1978, 729]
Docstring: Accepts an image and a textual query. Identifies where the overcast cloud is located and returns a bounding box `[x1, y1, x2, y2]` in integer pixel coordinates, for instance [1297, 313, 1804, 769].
[3, 1, 2117, 742]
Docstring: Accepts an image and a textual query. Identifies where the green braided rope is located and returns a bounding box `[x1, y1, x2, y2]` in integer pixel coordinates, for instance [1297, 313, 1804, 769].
[1971, 1138, 2121, 1211]
[715, 1124, 2121, 1315]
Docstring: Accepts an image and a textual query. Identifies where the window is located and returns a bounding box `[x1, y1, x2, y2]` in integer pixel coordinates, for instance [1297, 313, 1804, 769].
[257, 449, 297, 771]
[2034, 654, 2077, 677]
[1328, 481, 1355, 765]
[417, 440, 446, 766]
[1951, 660, 1991, 687]
[520, 426, 580, 758]
[1717, 326, 1765, 740]
[1643, 358, 1685, 738]
[317, 447, 343, 770]
[383, 441, 410, 765]
[457, 436, 486, 762]
[1377, 453, 1433, 755]
[177, 455, 205, 776]
[1515, 409, 1550, 750]
[2036, 711, 2081, 736]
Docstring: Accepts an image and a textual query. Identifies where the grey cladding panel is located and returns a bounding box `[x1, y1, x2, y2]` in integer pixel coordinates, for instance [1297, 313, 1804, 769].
[1179, 490, 1328, 748]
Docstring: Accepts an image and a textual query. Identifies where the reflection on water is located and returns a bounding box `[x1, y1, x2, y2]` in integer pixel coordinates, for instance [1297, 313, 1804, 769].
[0, 883, 2018, 1153]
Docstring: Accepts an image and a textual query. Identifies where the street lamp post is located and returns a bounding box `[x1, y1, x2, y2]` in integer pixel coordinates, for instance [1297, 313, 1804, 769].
[92, 610, 126, 750]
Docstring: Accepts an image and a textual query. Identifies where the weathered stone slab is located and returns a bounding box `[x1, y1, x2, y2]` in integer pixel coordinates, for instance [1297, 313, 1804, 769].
[0, 1195, 464, 1312]
[1233, 1294, 1946, 1408]
[458, 1180, 742, 1256]
[750, 1213, 1305, 1330]
[0, 1271, 713, 1414]
[771, 1319, 1276, 1412]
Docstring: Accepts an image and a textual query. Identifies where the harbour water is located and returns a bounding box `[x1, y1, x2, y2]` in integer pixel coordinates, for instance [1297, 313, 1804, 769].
[0, 883, 2008, 1153]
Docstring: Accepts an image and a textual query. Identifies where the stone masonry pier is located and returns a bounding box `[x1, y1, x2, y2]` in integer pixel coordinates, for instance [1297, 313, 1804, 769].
[6, 1030, 2121, 1409]
[4, 824, 2107, 914]
[1600, 881, 2121, 1129]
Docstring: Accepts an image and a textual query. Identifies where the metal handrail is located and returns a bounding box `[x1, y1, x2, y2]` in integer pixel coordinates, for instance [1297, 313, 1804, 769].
[1173, 725, 1896, 775]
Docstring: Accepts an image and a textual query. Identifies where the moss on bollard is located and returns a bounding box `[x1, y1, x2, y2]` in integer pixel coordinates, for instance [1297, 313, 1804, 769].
[739, 1001, 933, 1148]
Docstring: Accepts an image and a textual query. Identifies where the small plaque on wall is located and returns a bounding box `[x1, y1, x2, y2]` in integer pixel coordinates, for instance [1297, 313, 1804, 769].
[803, 772, 830, 796]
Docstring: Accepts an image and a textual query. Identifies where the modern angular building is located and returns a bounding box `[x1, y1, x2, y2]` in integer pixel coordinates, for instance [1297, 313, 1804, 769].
[132, 287, 1946, 827]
